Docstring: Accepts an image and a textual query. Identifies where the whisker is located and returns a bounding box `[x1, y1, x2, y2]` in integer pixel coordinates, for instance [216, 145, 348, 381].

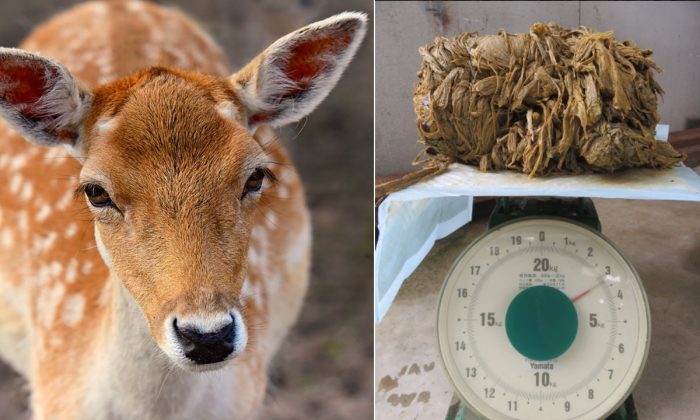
[39, 156, 86, 160]
[153, 364, 175, 409]
[290, 116, 309, 141]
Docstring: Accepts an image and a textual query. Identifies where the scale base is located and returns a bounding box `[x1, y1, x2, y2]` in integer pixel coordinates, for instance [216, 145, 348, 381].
[445, 393, 638, 420]
[488, 196, 601, 231]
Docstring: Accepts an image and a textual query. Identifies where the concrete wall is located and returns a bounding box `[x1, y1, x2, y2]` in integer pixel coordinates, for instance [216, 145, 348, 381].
[376, 1, 700, 176]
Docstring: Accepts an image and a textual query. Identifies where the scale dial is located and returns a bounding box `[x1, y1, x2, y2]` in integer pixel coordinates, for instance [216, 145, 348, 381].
[437, 218, 650, 420]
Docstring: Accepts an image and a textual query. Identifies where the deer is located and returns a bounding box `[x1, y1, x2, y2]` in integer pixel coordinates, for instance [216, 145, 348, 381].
[0, 1, 366, 418]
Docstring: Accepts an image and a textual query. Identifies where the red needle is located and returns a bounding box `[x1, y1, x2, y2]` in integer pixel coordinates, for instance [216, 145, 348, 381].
[571, 281, 604, 303]
[571, 288, 593, 303]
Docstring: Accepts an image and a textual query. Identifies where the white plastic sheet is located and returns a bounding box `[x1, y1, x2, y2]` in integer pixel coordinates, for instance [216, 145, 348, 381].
[375, 127, 700, 323]
[375, 195, 473, 323]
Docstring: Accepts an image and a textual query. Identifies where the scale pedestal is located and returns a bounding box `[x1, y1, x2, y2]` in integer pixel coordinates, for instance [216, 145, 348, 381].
[376, 163, 700, 419]
[446, 393, 638, 420]
[444, 196, 641, 420]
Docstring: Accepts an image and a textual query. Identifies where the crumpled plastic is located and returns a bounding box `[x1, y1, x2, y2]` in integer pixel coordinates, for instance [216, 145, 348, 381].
[413, 22, 685, 178]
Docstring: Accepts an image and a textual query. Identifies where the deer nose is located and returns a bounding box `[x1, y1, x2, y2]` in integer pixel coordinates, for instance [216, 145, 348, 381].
[173, 316, 235, 364]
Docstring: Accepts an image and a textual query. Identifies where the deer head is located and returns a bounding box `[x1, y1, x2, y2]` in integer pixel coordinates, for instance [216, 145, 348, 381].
[0, 12, 366, 371]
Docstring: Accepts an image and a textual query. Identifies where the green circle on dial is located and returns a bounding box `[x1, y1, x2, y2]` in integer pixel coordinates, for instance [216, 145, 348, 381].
[505, 285, 578, 361]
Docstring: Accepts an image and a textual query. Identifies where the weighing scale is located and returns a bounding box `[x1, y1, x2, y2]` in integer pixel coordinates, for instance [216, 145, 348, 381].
[438, 197, 648, 420]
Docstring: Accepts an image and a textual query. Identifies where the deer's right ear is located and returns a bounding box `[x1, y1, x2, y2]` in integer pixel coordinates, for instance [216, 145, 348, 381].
[0, 48, 91, 150]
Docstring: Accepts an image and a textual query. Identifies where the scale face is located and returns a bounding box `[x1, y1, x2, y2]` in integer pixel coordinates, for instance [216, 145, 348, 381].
[437, 217, 650, 420]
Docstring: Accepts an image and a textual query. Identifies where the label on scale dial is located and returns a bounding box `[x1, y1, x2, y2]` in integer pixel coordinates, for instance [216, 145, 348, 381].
[437, 218, 650, 420]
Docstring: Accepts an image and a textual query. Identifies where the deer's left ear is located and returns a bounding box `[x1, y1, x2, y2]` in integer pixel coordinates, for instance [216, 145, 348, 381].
[230, 12, 367, 129]
[0, 48, 91, 149]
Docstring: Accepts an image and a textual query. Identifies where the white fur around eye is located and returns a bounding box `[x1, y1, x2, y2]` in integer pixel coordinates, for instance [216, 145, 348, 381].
[94, 225, 113, 269]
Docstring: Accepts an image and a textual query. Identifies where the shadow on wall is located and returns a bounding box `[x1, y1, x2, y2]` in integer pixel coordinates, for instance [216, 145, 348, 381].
[0, 1, 374, 419]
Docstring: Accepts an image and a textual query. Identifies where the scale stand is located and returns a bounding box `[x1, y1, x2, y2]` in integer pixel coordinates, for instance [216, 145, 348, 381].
[444, 196, 641, 420]
[446, 394, 637, 420]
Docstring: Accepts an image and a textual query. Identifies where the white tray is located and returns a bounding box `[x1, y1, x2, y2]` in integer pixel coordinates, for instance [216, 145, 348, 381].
[375, 163, 700, 323]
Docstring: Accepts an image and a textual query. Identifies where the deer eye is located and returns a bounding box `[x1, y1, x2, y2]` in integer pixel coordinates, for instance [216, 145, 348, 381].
[85, 184, 113, 208]
[242, 168, 266, 198]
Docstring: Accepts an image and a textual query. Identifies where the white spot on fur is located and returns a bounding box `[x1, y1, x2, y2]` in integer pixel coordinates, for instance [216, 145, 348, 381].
[38, 281, 66, 328]
[9, 174, 22, 194]
[66, 38, 85, 53]
[277, 185, 289, 199]
[32, 232, 57, 253]
[278, 166, 295, 181]
[49, 260, 63, 278]
[35, 204, 51, 222]
[81, 260, 94, 275]
[241, 277, 264, 309]
[248, 245, 260, 267]
[90, 2, 108, 17]
[142, 44, 160, 62]
[19, 181, 33, 202]
[9, 154, 27, 170]
[163, 45, 190, 68]
[251, 225, 266, 243]
[190, 49, 207, 67]
[95, 55, 110, 69]
[265, 212, 278, 229]
[36, 264, 52, 286]
[42, 146, 67, 164]
[126, 1, 144, 12]
[65, 223, 78, 238]
[17, 211, 28, 232]
[61, 293, 85, 327]
[1, 228, 13, 248]
[0, 154, 9, 169]
[56, 189, 74, 211]
[65, 258, 79, 283]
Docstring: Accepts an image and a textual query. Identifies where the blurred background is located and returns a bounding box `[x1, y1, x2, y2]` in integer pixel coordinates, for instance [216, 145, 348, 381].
[376, 1, 700, 176]
[0, 0, 373, 419]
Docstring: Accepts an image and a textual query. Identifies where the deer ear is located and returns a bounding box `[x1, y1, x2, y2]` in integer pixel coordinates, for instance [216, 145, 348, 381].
[0, 48, 91, 149]
[230, 12, 367, 129]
